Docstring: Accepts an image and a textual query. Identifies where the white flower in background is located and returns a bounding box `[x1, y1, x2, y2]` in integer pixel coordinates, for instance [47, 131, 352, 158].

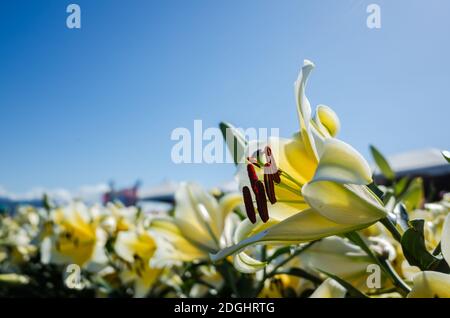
[40, 202, 108, 271]
[114, 229, 163, 298]
[309, 278, 346, 298]
[151, 182, 242, 265]
[99, 203, 140, 235]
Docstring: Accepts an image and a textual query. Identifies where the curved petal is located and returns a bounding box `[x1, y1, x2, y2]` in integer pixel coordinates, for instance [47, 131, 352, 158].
[407, 271, 450, 298]
[314, 104, 341, 137]
[218, 192, 243, 225]
[441, 214, 450, 265]
[302, 181, 386, 225]
[233, 252, 266, 274]
[211, 208, 374, 262]
[174, 183, 221, 251]
[313, 139, 372, 185]
[294, 60, 319, 162]
[150, 218, 208, 263]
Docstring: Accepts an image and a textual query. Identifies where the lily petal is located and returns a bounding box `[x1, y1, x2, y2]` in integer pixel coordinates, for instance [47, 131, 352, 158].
[314, 104, 341, 137]
[302, 181, 386, 225]
[233, 252, 266, 274]
[218, 192, 243, 227]
[211, 208, 374, 262]
[174, 183, 221, 251]
[441, 214, 450, 265]
[295, 60, 319, 162]
[151, 218, 208, 263]
[408, 271, 450, 298]
[309, 278, 346, 298]
[312, 138, 372, 185]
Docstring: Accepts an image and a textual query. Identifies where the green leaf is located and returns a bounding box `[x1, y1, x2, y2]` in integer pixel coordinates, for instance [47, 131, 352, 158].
[442, 150, 450, 163]
[266, 246, 292, 263]
[317, 269, 368, 298]
[219, 122, 247, 165]
[367, 182, 384, 201]
[394, 177, 409, 197]
[399, 177, 424, 211]
[401, 219, 439, 270]
[370, 145, 395, 181]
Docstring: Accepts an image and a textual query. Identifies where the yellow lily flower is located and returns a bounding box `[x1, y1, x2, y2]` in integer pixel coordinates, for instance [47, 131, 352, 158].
[258, 273, 306, 298]
[114, 229, 163, 297]
[408, 213, 450, 298]
[100, 203, 140, 235]
[151, 182, 242, 264]
[211, 60, 387, 265]
[40, 202, 108, 270]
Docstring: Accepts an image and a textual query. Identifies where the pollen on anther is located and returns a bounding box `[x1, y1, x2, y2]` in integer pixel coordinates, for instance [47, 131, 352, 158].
[242, 186, 257, 224]
[264, 173, 277, 204]
[255, 181, 269, 223]
[247, 164, 259, 193]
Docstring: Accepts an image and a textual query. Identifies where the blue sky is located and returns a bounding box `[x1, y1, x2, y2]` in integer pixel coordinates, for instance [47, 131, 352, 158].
[0, 0, 449, 193]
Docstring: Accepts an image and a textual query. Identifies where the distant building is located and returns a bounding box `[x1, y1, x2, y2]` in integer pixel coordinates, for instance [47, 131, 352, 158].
[374, 148, 450, 198]
[102, 181, 140, 207]
[0, 198, 43, 214]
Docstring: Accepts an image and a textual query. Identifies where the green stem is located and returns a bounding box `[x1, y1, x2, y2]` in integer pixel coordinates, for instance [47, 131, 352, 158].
[218, 260, 240, 298]
[380, 258, 411, 296]
[346, 231, 410, 296]
[269, 241, 316, 275]
[381, 217, 403, 243]
[254, 241, 317, 296]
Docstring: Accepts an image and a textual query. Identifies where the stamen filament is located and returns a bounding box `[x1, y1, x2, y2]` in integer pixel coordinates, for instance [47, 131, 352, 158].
[280, 170, 303, 188]
[276, 182, 302, 197]
[277, 199, 306, 204]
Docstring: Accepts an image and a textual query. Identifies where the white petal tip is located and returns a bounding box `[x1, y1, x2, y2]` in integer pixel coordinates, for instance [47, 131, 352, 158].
[303, 59, 315, 68]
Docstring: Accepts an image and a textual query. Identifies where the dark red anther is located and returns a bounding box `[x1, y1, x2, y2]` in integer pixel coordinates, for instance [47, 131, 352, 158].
[247, 164, 259, 193]
[242, 186, 256, 224]
[272, 170, 281, 184]
[264, 173, 277, 204]
[255, 181, 269, 222]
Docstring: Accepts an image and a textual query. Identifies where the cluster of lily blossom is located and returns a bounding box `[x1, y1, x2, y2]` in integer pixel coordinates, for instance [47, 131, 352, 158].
[1, 60, 449, 298]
